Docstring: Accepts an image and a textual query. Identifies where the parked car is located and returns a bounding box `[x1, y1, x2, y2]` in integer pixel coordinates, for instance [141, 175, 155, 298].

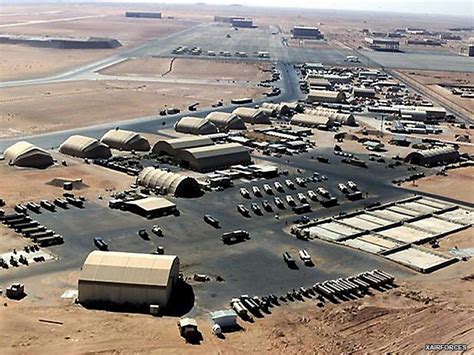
[262, 200, 272, 212]
[204, 214, 220, 228]
[94, 237, 108, 251]
[274, 197, 284, 208]
[274, 182, 284, 191]
[237, 204, 250, 216]
[285, 179, 295, 189]
[283, 252, 296, 267]
[263, 184, 273, 194]
[138, 229, 149, 240]
[252, 186, 262, 197]
[307, 190, 318, 201]
[286, 195, 296, 206]
[240, 188, 250, 198]
[251, 203, 262, 215]
[347, 181, 358, 190]
[297, 193, 307, 203]
[152, 225, 163, 236]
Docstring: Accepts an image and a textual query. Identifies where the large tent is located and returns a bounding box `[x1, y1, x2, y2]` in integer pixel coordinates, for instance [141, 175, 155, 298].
[174, 117, 218, 135]
[100, 129, 150, 151]
[137, 167, 202, 197]
[78, 251, 180, 308]
[178, 143, 251, 171]
[3, 141, 54, 168]
[205, 112, 246, 131]
[60, 135, 111, 159]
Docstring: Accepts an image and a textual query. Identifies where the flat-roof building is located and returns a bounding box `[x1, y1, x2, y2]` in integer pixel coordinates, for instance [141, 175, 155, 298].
[365, 37, 400, 51]
[231, 18, 254, 28]
[292, 26, 324, 39]
[100, 129, 150, 151]
[125, 197, 178, 218]
[125, 11, 162, 19]
[78, 251, 179, 309]
[4, 141, 54, 169]
[59, 135, 112, 159]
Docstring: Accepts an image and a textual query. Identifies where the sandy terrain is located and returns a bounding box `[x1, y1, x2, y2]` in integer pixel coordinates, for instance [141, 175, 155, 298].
[402, 166, 474, 204]
[0, 267, 472, 354]
[0, 5, 195, 81]
[0, 45, 117, 82]
[0, 80, 266, 137]
[0, 159, 133, 209]
[101, 58, 271, 84]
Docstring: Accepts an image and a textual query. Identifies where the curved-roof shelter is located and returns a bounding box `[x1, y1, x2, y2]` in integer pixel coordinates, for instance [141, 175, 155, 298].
[137, 167, 202, 197]
[174, 116, 218, 135]
[291, 114, 334, 127]
[100, 129, 150, 151]
[178, 143, 251, 172]
[152, 136, 214, 157]
[304, 108, 356, 126]
[404, 147, 460, 167]
[307, 90, 345, 103]
[4, 141, 54, 168]
[232, 107, 271, 124]
[60, 135, 111, 159]
[205, 112, 246, 131]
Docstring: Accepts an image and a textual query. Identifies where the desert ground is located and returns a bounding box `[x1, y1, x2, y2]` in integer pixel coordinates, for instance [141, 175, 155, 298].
[397, 70, 474, 115]
[100, 57, 271, 84]
[402, 166, 474, 204]
[0, 74, 267, 137]
[0, 265, 472, 354]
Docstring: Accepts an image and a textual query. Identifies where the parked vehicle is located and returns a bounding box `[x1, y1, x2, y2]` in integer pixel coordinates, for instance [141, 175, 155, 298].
[285, 195, 296, 206]
[222, 230, 250, 244]
[152, 225, 163, 236]
[240, 188, 250, 198]
[203, 214, 220, 228]
[283, 252, 296, 267]
[274, 182, 284, 191]
[297, 193, 307, 203]
[251, 203, 262, 215]
[237, 204, 250, 216]
[295, 177, 305, 186]
[285, 179, 295, 189]
[138, 229, 149, 240]
[274, 197, 284, 208]
[347, 181, 358, 190]
[307, 190, 318, 201]
[262, 200, 272, 212]
[338, 183, 349, 193]
[299, 249, 312, 265]
[252, 186, 262, 197]
[263, 184, 273, 194]
[94, 237, 108, 251]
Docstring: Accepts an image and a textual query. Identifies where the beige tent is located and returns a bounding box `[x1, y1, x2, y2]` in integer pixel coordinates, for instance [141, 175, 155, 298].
[206, 112, 246, 131]
[152, 136, 214, 157]
[232, 107, 271, 124]
[304, 108, 356, 126]
[60, 135, 111, 159]
[137, 167, 202, 197]
[4, 141, 53, 168]
[307, 90, 345, 103]
[100, 129, 150, 151]
[291, 114, 334, 128]
[78, 251, 180, 308]
[174, 117, 218, 135]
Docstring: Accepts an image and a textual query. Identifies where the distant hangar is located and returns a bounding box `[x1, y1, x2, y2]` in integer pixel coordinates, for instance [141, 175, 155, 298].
[78, 251, 180, 309]
[3, 141, 54, 168]
[101, 129, 150, 151]
[60, 135, 112, 159]
[232, 107, 271, 124]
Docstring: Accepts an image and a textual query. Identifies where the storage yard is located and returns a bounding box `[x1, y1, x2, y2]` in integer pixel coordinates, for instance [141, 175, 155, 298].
[0, 2, 473, 353]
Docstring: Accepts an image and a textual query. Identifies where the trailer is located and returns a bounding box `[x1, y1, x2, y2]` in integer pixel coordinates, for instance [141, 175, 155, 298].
[35, 234, 64, 247]
[22, 226, 47, 237]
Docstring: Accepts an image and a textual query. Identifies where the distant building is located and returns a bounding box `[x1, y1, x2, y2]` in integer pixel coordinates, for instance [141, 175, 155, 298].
[231, 18, 254, 28]
[365, 37, 400, 52]
[468, 44, 474, 57]
[407, 38, 442, 46]
[292, 26, 324, 39]
[214, 15, 244, 23]
[125, 11, 162, 19]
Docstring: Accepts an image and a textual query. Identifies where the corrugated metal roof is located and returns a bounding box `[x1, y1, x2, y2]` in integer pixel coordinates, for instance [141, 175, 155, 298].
[137, 167, 201, 196]
[101, 129, 150, 151]
[174, 116, 218, 135]
[80, 251, 178, 287]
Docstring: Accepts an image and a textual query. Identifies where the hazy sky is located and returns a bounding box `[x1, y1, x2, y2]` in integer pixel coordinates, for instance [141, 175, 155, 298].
[160, 0, 473, 17]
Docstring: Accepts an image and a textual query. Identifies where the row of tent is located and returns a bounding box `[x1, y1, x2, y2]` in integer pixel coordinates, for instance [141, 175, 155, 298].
[174, 107, 272, 135]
